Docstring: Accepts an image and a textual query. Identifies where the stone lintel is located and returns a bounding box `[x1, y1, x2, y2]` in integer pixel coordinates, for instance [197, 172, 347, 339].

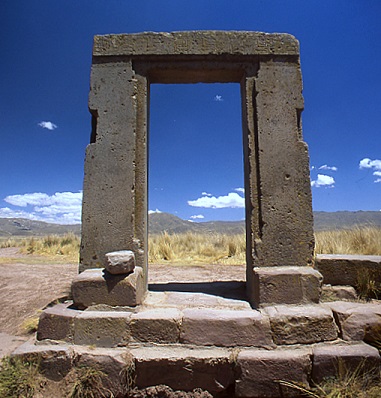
[93, 31, 299, 57]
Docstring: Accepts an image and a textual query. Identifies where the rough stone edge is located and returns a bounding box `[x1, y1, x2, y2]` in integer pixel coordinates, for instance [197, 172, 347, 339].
[93, 31, 299, 57]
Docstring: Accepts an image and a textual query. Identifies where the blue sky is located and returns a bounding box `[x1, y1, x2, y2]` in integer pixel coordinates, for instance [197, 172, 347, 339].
[1, 1, 380, 224]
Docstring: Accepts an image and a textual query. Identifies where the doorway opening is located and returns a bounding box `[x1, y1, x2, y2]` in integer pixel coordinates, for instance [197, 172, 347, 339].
[148, 83, 247, 300]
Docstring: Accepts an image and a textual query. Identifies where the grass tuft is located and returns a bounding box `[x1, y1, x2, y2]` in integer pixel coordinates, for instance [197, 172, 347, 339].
[278, 359, 381, 397]
[70, 366, 112, 398]
[20, 314, 40, 334]
[0, 356, 41, 398]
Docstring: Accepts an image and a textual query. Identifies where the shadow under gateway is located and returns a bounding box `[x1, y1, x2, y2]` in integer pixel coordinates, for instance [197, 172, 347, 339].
[148, 281, 248, 302]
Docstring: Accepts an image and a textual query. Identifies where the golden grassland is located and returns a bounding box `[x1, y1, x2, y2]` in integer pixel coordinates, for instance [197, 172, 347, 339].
[0, 226, 380, 264]
[0, 233, 80, 263]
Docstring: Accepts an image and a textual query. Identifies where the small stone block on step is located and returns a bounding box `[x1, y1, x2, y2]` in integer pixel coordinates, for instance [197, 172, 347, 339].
[105, 250, 135, 274]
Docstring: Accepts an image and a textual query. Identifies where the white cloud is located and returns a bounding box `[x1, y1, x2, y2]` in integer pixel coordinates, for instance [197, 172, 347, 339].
[0, 207, 39, 220]
[201, 192, 212, 197]
[190, 214, 204, 220]
[5, 192, 82, 208]
[319, 164, 338, 172]
[2, 191, 82, 224]
[359, 158, 381, 183]
[359, 158, 381, 170]
[148, 208, 162, 214]
[235, 187, 245, 193]
[214, 95, 223, 102]
[311, 174, 335, 188]
[188, 192, 245, 208]
[38, 121, 58, 130]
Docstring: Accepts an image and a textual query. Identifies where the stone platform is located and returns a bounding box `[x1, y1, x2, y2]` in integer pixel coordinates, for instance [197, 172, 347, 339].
[13, 288, 381, 397]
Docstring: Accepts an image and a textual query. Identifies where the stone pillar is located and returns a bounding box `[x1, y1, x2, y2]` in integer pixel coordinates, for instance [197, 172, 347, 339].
[243, 60, 317, 306]
[80, 60, 148, 290]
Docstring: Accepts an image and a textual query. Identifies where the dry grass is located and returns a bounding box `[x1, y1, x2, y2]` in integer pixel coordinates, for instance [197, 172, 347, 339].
[148, 231, 246, 265]
[148, 226, 381, 265]
[0, 237, 26, 248]
[279, 359, 381, 397]
[0, 356, 42, 398]
[314, 226, 381, 255]
[18, 233, 80, 262]
[1, 226, 380, 265]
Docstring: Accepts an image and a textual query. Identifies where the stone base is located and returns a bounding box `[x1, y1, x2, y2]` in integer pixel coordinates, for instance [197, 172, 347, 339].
[250, 266, 323, 308]
[71, 267, 145, 309]
[12, 339, 380, 397]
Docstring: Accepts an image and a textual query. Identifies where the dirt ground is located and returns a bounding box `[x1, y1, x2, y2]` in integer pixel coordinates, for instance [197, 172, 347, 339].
[0, 247, 246, 357]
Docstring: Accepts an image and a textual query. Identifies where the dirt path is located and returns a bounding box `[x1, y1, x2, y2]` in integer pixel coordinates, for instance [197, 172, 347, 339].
[0, 248, 245, 357]
[0, 248, 78, 335]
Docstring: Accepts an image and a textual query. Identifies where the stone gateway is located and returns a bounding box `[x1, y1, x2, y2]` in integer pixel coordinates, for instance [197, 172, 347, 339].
[80, 31, 316, 307]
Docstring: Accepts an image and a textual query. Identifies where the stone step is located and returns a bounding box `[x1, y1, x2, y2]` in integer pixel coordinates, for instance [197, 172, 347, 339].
[12, 340, 381, 398]
[38, 300, 344, 348]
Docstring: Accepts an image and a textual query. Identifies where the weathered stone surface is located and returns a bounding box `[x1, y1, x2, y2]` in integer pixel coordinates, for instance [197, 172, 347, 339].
[245, 61, 314, 274]
[105, 250, 135, 275]
[132, 345, 234, 393]
[264, 304, 338, 345]
[80, 58, 148, 277]
[180, 308, 273, 347]
[74, 311, 131, 347]
[93, 31, 300, 57]
[324, 301, 381, 343]
[312, 342, 380, 384]
[37, 302, 77, 343]
[252, 266, 322, 307]
[0, 333, 27, 359]
[12, 341, 73, 381]
[72, 267, 145, 309]
[74, 346, 130, 396]
[81, 30, 314, 305]
[315, 254, 381, 286]
[130, 308, 181, 343]
[144, 291, 251, 310]
[235, 347, 312, 397]
[321, 285, 357, 301]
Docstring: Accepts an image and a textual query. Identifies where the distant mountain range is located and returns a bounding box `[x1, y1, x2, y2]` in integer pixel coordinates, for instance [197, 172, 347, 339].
[149, 211, 381, 234]
[0, 218, 81, 237]
[1, 211, 380, 237]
